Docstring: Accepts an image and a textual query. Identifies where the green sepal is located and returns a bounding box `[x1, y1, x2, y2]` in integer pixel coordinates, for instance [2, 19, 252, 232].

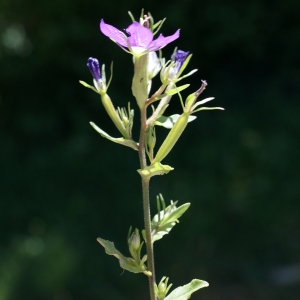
[90, 122, 138, 150]
[191, 106, 225, 113]
[176, 69, 198, 82]
[154, 84, 190, 101]
[137, 162, 174, 178]
[191, 97, 215, 111]
[184, 92, 196, 112]
[155, 114, 196, 129]
[165, 279, 209, 300]
[175, 53, 193, 79]
[79, 80, 98, 93]
[152, 201, 190, 242]
[97, 238, 151, 276]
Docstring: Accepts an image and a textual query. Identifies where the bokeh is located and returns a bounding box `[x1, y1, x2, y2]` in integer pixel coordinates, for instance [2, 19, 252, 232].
[0, 0, 299, 299]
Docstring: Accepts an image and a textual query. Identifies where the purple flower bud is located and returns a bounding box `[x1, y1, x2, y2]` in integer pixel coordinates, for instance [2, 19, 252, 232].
[171, 50, 189, 74]
[87, 57, 101, 82]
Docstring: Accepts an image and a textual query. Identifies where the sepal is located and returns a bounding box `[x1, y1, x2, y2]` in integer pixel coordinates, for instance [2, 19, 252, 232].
[79, 80, 99, 94]
[154, 84, 190, 102]
[174, 53, 193, 79]
[90, 122, 138, 150]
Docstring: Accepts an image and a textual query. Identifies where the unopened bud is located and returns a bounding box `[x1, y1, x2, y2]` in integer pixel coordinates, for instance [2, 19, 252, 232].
[128, 232, 140, 251]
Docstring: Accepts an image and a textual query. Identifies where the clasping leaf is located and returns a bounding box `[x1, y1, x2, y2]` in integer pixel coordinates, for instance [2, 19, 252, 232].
[97, 237, 151, 276]
[165, 279, 209, 300]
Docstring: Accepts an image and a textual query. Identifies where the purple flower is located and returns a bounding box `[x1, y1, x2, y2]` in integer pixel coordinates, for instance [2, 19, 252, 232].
[87, 57, 101, 82]
[165, 49, 189, 79]
[171, 50, 189, 74]
[100, 19, 180, 57]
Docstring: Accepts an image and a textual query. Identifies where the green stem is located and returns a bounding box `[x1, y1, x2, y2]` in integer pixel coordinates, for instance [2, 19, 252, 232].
[138, 106, 156, 300]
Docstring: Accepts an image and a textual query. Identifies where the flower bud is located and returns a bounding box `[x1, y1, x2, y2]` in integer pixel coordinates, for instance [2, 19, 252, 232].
[128, 228, 141, 251]
[87, 57, 104, 91]
[128, 234, 140, 250]
[146, 125, 156, 151]
[158, 282, 166, 294]
[160, 49, 189, 81]
[155, 277, 172, 300]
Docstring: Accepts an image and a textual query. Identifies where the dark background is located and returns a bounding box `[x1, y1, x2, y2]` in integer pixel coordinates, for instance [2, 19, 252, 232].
[1, 0, 299, 299]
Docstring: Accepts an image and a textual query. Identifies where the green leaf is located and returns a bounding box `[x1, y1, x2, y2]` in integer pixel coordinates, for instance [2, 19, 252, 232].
[90, 122, 138, 150]
[152, 203, 190, 242]
[137, 162, 174, 178]
[97, 238, 151, 276]
[155, 114, 196, 129]
[155, 84, 190, 101]
[165, 279, 209, 300]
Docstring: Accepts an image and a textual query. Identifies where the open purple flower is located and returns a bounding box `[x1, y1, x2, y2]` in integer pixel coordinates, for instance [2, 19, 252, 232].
[100, 19, 180, 57]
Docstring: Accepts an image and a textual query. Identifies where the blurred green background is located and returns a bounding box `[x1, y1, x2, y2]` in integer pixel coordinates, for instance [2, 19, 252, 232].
[1, 0, 299, 299]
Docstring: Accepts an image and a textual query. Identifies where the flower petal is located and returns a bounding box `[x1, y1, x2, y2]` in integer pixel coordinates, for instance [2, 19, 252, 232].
[126, 22, 153, 48]
[100, 19, 128, 47]
[149, 29, 180, 51]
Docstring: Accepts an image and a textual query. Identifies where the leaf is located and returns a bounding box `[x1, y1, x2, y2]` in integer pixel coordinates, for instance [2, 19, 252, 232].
[97, 238, 151, 276]
[155, 114, 196, 129]
[152, 203, 190, 242]
[155, 84, 190, 101]
[165, 279, 209, 300]
[90, 122, 138, 150]
[137, 162, 174, 178]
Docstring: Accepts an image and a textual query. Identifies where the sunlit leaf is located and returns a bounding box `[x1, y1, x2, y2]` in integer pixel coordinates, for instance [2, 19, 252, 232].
[137, 162, 174, 178]
[90, 122, 138, 150]
[152, 202, 190, 242]
[165, 279, 209, 300]
[97, 238, 151, 276]
[155, 114, 196, 129]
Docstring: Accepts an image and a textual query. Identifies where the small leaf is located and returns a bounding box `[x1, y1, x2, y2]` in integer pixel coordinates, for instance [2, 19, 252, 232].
[160, 203, 190, 226]
[90, 122, 138, 150]
[152, 203, 190, 242]
[137, 162, 174, 178]
[97, 238, 151, 276]
[155, 114, 196, 129]
[165, 279, 209, 300]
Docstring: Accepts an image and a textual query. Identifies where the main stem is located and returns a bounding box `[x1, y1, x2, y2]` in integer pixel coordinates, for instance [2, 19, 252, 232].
[139, 106, 156, 300]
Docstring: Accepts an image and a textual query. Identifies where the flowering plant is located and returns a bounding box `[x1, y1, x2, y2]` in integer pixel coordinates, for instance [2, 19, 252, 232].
[80, 10, 223, 300]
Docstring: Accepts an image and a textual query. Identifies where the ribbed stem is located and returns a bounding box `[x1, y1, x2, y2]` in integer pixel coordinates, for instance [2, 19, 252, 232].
[138, 106, 156, 300]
